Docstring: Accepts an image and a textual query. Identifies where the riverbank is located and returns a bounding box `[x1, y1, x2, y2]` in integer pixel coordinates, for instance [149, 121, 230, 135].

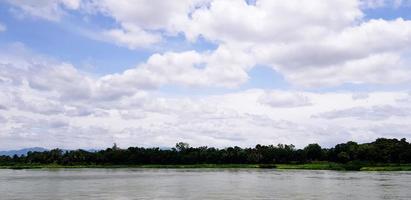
[2, 162, 411, 171]
[276, 163, 411, 171]
[1, 164, 263, 170]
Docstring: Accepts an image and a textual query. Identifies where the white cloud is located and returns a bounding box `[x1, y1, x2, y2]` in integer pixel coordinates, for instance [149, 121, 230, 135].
[3, 1, 411, 149]
[61, 0, 81, 9]
[2, 56, 411, 149]
[98, 44, 255, 89]
[258, 91, 312, 108]
[27, 63, 93, 100]
[313, 105, 411, 120]
[360, 0, 411, 8]
[86, 0, 411, 87]
[186, 0, 362, 42]
[0, 44, 253, 106]
[184, 1, 411, 87]
[82, 0, 210, 49]
[352, 93, 369, 100]
[6, 0, 411, 88]
[369, 123, 411, 139]
[360, 0, 389, 8]
[276, 52, 411, 87]
[102, 23, 162, 49]
[0, 44, 252, 110]
[6, 0, 81, 21]
[252, 18, 411, 87]
[93, 0, 201, 31]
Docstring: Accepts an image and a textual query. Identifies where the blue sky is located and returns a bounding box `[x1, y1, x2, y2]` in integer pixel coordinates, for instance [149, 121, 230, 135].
[1, 0, 411, 149]
[0, 1, 409, 90]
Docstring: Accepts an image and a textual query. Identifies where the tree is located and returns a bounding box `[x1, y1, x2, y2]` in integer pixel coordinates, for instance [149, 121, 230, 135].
[112, 143, 120, 150]
[304, 143, 323, 161]
[337, 152, 350, 163]
[1, 138, 410, 166]
[175, 142, 189, 152]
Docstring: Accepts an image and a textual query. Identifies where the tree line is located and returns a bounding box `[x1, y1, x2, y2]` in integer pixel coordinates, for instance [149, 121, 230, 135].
[1, 138, 411, 166]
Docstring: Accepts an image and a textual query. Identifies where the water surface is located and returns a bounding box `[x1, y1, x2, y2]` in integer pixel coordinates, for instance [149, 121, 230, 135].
[0, 169, 410, 200]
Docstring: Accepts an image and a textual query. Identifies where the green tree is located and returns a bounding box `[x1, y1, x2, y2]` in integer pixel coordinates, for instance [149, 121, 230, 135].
[175, 142, 190, 152]
[304, 143, 323, 161]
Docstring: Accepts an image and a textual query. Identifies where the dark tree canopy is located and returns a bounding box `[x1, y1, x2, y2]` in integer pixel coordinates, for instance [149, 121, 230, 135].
[304, 143, 323, 161]
[1, 138, 411, 166]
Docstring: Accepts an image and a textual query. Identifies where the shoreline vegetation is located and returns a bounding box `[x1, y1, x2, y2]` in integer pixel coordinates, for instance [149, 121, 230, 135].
[2, 162, 411, 171]
[2, 138, 411, 171]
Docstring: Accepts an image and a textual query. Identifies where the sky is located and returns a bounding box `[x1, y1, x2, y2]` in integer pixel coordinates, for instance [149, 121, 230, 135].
[1, 0, 411, 150]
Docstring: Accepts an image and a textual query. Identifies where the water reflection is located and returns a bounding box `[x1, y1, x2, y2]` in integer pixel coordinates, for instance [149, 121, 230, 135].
[0, 169, 410, 200]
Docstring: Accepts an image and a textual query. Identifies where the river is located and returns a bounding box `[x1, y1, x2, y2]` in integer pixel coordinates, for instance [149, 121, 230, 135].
[0, 169, 410, 199]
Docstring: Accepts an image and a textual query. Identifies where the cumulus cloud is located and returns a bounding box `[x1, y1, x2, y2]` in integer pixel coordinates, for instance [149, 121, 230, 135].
[187, 0, 362, 41]
[28, 63, 93, 100]
[195, 1, 411, 87]
[0, 44, 254, 105]
[0, 44, 252, 113]
[352, 93, 369, 100]
[360, 0, 411, 8]
[2, 56, 411, 149]
[1, 116, 112, 149]
[6, 0, 81, 21]
[0, 45, 148, 103]
[102, 24, 162, 49]
[313, 105, 411, 120]
[5, 0, 411, 87]
[252, 18, 411, 87]
[369, 123, 411, 139]
[88, 0, 411, 87]
[3, 1, 411, 149]
[99, 45, 255, 89]
[258, 91, 312, 108]
[81, 0, 210, 49]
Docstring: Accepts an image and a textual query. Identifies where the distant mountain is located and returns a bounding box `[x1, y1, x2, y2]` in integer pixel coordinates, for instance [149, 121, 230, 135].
[0, 147, 48, 156]
[0, 148, 103, 156]
[83, 149, 100, 152]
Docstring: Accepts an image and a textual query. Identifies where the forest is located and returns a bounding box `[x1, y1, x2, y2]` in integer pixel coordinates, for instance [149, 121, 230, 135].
[1, 138, 411, 169]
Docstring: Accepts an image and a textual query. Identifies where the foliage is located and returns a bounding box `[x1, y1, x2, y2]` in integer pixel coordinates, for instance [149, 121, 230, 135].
[1, 138, 411, 167]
